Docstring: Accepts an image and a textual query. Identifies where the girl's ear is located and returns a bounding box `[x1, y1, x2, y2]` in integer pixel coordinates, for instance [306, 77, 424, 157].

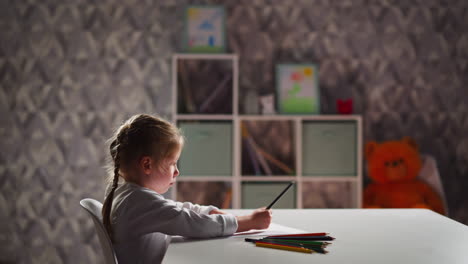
[139, 156, 153, 175]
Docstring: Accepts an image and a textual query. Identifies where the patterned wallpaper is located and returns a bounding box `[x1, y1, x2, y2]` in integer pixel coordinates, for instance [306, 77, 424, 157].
[1, 0, 467, 263]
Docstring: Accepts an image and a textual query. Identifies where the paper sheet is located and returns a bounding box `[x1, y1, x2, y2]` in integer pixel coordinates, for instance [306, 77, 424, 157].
[170, 223, 308, 243]
[233, 223, 307, 238]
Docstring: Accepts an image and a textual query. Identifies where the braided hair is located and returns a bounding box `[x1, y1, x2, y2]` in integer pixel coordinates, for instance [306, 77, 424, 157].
[101, 114, 183, 242]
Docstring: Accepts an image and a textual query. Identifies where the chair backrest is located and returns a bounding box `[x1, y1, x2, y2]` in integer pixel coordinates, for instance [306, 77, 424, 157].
[417, 155, 448, 215]
[80, 198, 118, 264]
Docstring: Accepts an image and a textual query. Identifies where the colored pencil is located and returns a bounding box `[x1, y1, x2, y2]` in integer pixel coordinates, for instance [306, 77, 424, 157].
[276, 243, 327, 254]
[266, 235, 335, 241]
[245, 238, 329, 247]
[246, 238, 328, 253]
[268, 239, 331, 246]
[267, 232, 328, 238]
[257, 241, 328, 254]
[263, 239, 329, 247]
[255, 241, 313, 254]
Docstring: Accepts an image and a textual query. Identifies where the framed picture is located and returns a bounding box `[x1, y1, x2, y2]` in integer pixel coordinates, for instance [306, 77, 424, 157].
[276, 64, 320, 114]
[184, 6, 226, 53]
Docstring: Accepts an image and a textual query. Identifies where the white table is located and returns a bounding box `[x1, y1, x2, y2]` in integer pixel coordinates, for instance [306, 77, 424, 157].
[163, 209, 468, 264]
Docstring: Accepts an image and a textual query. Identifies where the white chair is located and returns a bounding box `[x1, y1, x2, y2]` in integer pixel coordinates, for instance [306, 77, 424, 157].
[80, 198, 118, 264]
[417, 155, 449, 215]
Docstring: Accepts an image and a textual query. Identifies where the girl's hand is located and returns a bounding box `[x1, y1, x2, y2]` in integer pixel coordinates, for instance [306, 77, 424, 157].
[250, 207, 272, 230]
[236, 207, 272, 232]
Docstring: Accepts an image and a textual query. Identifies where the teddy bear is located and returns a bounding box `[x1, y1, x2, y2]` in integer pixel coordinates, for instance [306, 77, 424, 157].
[363, 137, 445, 215]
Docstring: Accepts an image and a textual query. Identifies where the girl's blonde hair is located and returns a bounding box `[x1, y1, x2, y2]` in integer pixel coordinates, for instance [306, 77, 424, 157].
[102, 114, 184, 241]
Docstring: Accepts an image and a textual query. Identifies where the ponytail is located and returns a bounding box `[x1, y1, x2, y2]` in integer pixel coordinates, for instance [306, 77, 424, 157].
[102, 142, 121, 242]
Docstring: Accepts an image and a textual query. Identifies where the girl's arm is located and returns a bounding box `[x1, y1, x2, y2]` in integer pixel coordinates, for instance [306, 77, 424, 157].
[209, 208, 272, 231]
[172, 200, 218, 215]
[119, 190, 271, 239]
[122, 191, 238, 239]
[171, 201, 272, 231]
[209, 209, 227, 215]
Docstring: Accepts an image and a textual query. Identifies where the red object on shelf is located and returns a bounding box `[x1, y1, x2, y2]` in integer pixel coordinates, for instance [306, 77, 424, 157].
[337, 99, 353, 114]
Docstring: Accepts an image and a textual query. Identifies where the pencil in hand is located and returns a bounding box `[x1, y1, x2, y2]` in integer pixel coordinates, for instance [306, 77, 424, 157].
[266, 181, 295, 209]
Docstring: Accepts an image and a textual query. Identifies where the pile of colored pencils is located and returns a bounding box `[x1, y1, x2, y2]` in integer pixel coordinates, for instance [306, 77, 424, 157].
[245, 232, 333, 254]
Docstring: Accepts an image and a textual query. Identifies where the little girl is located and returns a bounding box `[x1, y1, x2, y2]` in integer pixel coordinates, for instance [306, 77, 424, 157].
[102, 114, 272, 264]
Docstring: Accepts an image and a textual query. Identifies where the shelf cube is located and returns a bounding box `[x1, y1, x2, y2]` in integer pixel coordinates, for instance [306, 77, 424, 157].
[302, 121, 357, 176]
[178, 121, 232, 176]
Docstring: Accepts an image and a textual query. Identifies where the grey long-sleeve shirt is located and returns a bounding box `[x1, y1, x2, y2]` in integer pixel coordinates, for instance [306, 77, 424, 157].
[107, 182, 238, 264]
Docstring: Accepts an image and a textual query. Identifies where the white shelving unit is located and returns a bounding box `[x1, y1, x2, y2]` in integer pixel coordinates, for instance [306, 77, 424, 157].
[171, 53, 362, 209]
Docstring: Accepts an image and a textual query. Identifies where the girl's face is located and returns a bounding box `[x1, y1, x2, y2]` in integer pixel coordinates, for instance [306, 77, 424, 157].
[152, 150, 181, 194]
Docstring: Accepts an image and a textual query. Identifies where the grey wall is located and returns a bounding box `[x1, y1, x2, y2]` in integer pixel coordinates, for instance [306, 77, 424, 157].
[1, 0, 467, 263]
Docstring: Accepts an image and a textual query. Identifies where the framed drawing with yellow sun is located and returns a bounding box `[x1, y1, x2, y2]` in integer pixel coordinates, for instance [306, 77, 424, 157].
[276, 64, 320, 114]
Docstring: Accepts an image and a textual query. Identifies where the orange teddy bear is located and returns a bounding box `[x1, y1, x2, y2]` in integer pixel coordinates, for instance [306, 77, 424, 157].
[363, 137, 445, 215]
